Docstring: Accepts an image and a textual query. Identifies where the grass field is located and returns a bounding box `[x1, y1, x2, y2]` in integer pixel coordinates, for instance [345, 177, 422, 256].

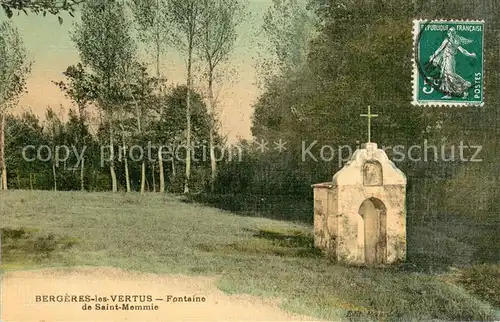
[1, 190, 499, 321]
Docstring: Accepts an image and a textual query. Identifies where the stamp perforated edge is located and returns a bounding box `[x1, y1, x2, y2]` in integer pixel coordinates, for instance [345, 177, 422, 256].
[411, 18, 485, 107]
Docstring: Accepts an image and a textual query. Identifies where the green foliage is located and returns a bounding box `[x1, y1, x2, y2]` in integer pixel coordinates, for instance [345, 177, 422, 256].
[1, 0, 81, 23]
[128, 0, 171, 93]
[259, 0, 318, 79]
[71, 0, 136, 109]
[157, 85, 211, 143]
[128, 0, 171, 49]
[53, 63, 97, 111]
[228, 0, 500, 223]
[199, 0, 246, 70]
[0, 20, 30, 107]
[165, 0, 205, 51]
[255, 12, 426, 145]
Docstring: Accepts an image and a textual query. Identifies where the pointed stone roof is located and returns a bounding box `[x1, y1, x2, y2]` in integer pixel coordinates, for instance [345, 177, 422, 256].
[332, 142, 406, 186]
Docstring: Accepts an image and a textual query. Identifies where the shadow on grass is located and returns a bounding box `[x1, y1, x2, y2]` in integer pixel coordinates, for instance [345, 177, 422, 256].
[458, 264, 500, 308]
[182, 193, 314, 224]
[186, 194, 499, 272]
[195, 227, 323, 258]
[401, 215, 500, 274]
[1, 227, 80, 265]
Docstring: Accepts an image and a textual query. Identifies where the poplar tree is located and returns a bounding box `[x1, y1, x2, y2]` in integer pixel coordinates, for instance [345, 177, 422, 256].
[72, 0, 136, 192]
[0, 20, 30, 190]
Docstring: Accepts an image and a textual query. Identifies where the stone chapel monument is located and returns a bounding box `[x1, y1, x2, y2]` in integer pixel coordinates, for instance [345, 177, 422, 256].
[312, 106, 407, 265]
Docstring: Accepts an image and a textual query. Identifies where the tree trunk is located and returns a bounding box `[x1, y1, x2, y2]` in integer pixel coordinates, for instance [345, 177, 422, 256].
[156, 29, 166, 193]
[209, 131, 216, 191]
[93, 169, 98, 192]
[79, 103, 86, 192]
[140, 161, 146, 193]
[109, 117, 117, 192]
[207, 69, 217, 192]
[124, 157, 130, 192]
[159, 149, 165, 192]
[152, 163, 156, 192]
[156, 28, 163, 116]
[52, 160, 57, 191]
[0, 112, 7, 190]
[121, 128, 131, 192]
[184, 38, 193, 194]
[80, 157, 85, 191]
[29, 172, 33, 190]
[128, 81, 145, 194]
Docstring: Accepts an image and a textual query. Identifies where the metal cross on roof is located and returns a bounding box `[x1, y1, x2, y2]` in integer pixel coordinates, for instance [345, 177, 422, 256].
[360, 105, 378, 143]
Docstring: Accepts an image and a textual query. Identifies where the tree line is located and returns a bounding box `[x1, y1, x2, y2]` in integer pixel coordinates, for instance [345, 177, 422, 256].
[0, 0, 246, 193]
[4, 84, 222, 192]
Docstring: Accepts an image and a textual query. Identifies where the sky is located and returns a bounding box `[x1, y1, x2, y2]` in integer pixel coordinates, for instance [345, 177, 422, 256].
[3, 0, 275, 143]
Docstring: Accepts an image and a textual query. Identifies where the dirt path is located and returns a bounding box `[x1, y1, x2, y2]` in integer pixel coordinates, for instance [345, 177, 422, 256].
[1, 267, 323, 322]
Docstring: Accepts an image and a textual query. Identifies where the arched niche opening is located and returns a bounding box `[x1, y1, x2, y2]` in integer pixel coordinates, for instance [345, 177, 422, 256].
[358, 197, 387, 265]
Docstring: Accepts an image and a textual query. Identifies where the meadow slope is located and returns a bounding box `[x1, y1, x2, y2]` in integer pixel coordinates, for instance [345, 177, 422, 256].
[0, 190, 498, 321]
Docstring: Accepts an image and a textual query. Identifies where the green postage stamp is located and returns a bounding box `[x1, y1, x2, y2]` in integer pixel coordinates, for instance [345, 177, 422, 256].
[412, 19, 485, 106]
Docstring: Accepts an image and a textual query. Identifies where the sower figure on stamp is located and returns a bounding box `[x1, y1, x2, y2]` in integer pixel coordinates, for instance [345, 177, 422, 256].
[429, 27, 477, 99]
